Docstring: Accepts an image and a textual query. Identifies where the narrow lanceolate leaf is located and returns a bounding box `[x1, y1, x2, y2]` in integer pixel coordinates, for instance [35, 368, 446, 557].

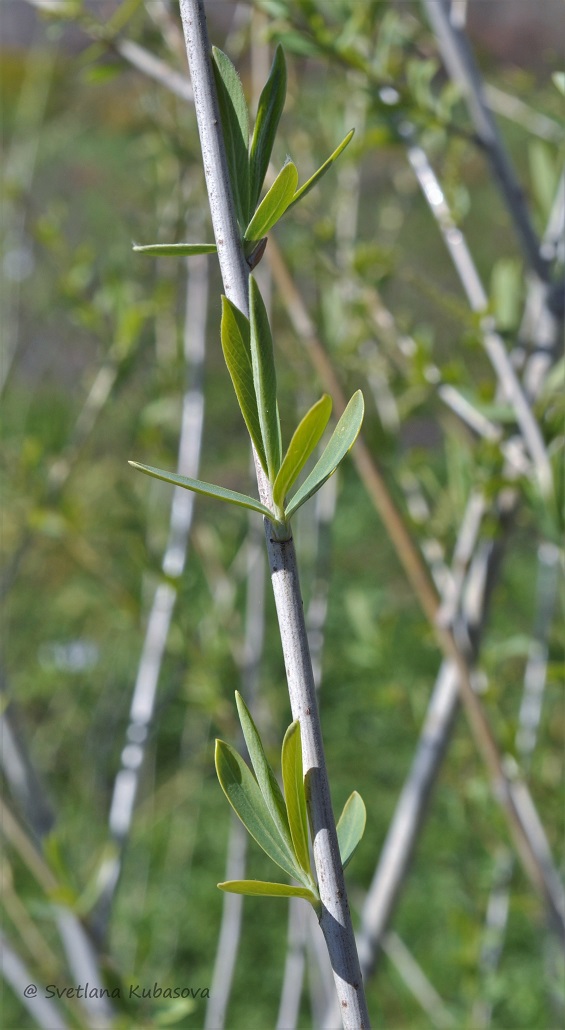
[221, 297, 268, 475]
[133, 243, 217, 256]
[212, 47, 250, 228]
[249, 43, 287, 210]
[249, 276, 282, 481]
[129, 462, 272, 520]
[288, 129, 355, 210]
[244, 161, 298, 241]
[235, 691, 294, 858]
[273, 394, 332, 510]
[336, 791, 366, 870]
[215, 740, 310, 886]
[281, 721, 311, 877]
[218, 880, 318, 905]
[285, 390, 364, 520]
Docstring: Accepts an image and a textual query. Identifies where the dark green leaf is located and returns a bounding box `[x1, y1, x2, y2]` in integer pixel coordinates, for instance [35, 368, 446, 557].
[249, 44, 287, 210]
[234, 691, 294, 859]
[336, 791, 366, 869]
[133, 243, 217, 256]
[249, 276, 281, 482]
[129, 461, 273, 520]
[218, 880, 319, 905]
[244, 161, 298, 241]
[289, 129, 355, 209]
[285, 390, 364, 520]
[281, 721, 311, 877]
[212, 47, 250, 228]
[215, 741, 309, 885]
[273, 395, 332, 510]
[221, 297, 268, 475]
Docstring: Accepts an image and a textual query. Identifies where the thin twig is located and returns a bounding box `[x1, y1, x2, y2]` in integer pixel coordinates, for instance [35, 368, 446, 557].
[0, 932, 70, 1030]
[205, 515, 267, 1030]
[90, 254, 208, 941]
[404, 136, 553, 498]
[472, 541, 562, 1028]
[422, 0, 549, 282]
[484, 83, 564, 144]
[382, 931, 456, 1029]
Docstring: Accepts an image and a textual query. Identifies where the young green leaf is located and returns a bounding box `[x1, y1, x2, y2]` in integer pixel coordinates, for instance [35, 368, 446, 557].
[221, 297, 268, 475]
[133, 243, 217, 256]
[129, 461, 273, 520]
[288, 129, 355, 210]
[285, 390, 364, 520]
[249, 276, 282, 482]
[273, 394, 332, 510]
[249, 44, 287, 210]
[212, 46, 250, 228]
[218, 880, 318, 906]
[234, 691, 294, 859]
[244, 161, 298, 241]
[336, 791, 366, 870]
[215, 740, 310, 886]
[281, 721, 311, 878]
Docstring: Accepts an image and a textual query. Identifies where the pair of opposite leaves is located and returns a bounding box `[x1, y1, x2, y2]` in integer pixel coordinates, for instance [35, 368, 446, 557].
[134, 44, 354, 258]
[216, 691, 366, 906]
[130, 270, 364, 535]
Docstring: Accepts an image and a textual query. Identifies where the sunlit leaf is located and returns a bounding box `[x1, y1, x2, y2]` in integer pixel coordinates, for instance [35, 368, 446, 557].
[336, 791, 366, 869]
[133, 243, 217, 256]
[285, 390, 364, 520]
[273, 395, 332, 510]
[235, 691, 294, 858]
[244, 161, 298, 241]
[553, 72, 565, 96]
[249, 44, 287, 210]
[281, 721, 311, 877]
[215, 741, 309, 885]
[212, 46, 250, 227]
[217, 880, 318, 904]
[249, 276, 282, 482]
[289, 129, 354, 209]
[129, 461, 273, 519]
[221, 297, 268, 475]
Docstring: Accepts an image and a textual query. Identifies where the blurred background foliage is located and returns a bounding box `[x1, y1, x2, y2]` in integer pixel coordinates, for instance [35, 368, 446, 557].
[1, 1, 564, 1027]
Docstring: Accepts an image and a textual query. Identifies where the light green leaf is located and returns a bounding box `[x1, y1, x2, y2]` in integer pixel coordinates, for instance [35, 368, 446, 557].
[273, 395, 332, 510]
[217, 880, 318, 905]
[234, 691, 294, 859]
[129, 461, 273, 520]
[281, 721, 311, 877]
[212, 47, 250, 228]
[221, 297, 268, 475]
[289, 129, 354, 209]
[215, 741, 309, 885]
[133, 243, 217, 256]
[249, 276, 282, 482]
[529, 140, 559, 221]
[552, 72, 565, 96]
[285, 390, 364, 520]
[244, 161, 298, 241]
[249, 44, 287, 210]
[336, 791, 366, 870]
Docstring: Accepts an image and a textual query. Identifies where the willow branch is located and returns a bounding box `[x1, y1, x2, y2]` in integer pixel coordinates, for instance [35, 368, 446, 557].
[178, 2, 370, 1024]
